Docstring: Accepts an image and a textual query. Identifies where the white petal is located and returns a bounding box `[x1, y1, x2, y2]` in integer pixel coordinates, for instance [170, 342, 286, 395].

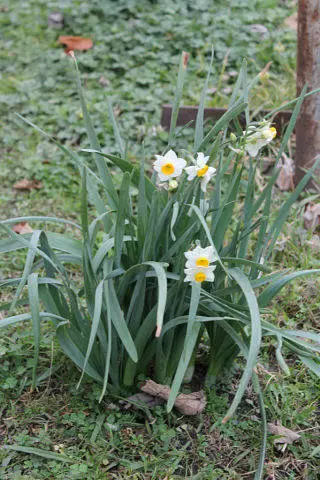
[200, 176, 210, 192]
[164, 149, 178, 162]
[196, 152, 207, 167]
[184, 246, 217, 268]
[200, 170, 215, 192]
[174, 158, 187, 176]
[154, 155, 164, 163]
[245, 143, 261, 157]
[184, 266, 215, 283]
[185, 166, 197, 180]
[206, 271, 215, 282]
[157, 172, 171, 182]
[202, 246, 215, 262]
[176, 157, 187, 168]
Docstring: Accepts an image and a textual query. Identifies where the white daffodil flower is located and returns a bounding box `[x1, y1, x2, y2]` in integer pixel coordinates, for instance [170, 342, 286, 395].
[244, 123, 277, 157]
[185, 152, 216, 192]
[184, 245, 216, 268]
[184, 245, 217, 283]
[184, 266, 216, 283]
[153, 149, 187, 182]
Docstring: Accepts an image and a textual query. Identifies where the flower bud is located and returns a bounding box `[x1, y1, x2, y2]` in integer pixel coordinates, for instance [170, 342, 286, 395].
[168, 179, 178, 191]
[230, 132, 237, 144]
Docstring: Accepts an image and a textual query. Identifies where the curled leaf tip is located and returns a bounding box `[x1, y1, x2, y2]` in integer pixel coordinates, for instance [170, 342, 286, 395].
[222, 415, 230, 424]
[182, 51, 189, 69]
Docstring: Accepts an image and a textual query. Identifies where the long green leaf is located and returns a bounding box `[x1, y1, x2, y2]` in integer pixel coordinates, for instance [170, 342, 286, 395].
[71, 53, 118, 209]
[108, 279, 138, 363]
[167, 283, 201, 411]
[3, 445, 76, 463]
[77, 281, 104, 388]
[28, 273, 41, 389]
[114, 172, 131, 267]
[1, 216, 81, 229]
[198, 101, 247, 152]
[108, 98, 125, 157]
[194, 48, 214, 151]
[9, 230, 42, 312]
[143, 261, 168, 337]
[258, 269, 320, 308]
[0, 312, 68, 329]
[222, 268, 261, 422]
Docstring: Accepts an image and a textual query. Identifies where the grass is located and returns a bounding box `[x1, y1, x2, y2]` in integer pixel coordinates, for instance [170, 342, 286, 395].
[1, 0, 320, 478]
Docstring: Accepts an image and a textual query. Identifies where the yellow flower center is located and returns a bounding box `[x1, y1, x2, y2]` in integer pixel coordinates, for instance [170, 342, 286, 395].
[196, 257, 209, 267]
[262, 127, 277, 140]
[270, 127, 277, 138]
[194, 272, 206, 283]
[197, 164, 209, 177]
[161, 162, 175, 175]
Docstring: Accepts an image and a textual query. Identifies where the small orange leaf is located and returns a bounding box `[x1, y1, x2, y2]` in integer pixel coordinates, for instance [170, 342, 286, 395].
[13, 179, 43, 191]
[58, 36, 93, 52]
[12, 222, 33, 234]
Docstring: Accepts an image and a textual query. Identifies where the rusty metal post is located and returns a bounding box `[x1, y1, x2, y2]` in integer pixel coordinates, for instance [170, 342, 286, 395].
[295, 0, 320, 190]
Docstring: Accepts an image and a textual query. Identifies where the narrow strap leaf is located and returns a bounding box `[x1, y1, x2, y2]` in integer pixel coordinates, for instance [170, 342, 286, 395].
[77, 281, 104, 389]
[222, 268, 261, 422]
[167, 282, 201, 412]
[28, 273, 41, 389]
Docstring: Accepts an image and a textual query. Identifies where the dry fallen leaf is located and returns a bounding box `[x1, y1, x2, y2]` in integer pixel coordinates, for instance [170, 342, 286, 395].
[58, 36, 93, 52]
[276, 154, 295, 191]
[13, 179, 43, 191]
[12, 222, 33, 234]
[303, 203, 320, 231]
[306, 235, 320, 251]
[140, 379, 206, 415]
[268, 422, 301, 444]
[284, 12, 297, 30]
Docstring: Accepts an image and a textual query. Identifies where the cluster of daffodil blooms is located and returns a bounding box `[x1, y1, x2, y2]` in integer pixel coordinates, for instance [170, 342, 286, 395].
[153, 150, 217, 284]
[3, 53, 320, 478]
[153, 121, 276, 285]
[184, 245, 217, 283]
[229, 120, 277, 157]
[153, 150, 216, 192]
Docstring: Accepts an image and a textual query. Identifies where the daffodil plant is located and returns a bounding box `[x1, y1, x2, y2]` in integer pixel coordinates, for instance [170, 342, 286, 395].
[1, 53, 319, 479]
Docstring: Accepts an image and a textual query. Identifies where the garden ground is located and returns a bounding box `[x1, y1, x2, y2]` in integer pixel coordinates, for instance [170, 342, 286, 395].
[1, 1, 319, 478]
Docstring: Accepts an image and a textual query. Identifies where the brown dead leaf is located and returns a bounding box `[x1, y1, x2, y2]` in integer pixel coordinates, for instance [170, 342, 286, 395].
[140, 379, 206, 415]
[284, 12, 297, 30]
[276, 154, 295, 191]
[303, 202, 320, 231]
[12, 222, 33, 234]
[306, 234, 320, 251]
[268, 422, 301, 444]
[13, 179, 43, 191]
[58, 36, 93, 52]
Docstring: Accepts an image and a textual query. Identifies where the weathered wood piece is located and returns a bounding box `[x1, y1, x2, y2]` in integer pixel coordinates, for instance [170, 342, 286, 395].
[161, 105, 292, 132]
[295, 0, 320, 189]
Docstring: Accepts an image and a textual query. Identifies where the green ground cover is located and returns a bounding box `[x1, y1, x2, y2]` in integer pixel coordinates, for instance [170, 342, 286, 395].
[1, 1, 319, 479]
